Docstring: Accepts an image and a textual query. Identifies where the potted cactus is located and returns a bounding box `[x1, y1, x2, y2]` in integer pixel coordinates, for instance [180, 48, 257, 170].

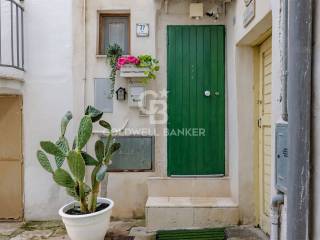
[36, 106, 120, 240]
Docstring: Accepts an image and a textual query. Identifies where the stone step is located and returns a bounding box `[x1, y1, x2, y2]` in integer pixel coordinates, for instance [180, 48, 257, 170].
[146, 197, 239, 230]
[147, 177, 231, 197]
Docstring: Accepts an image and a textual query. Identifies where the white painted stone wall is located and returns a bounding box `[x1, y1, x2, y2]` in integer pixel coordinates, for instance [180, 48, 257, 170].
[23, 0, 74, 220]
[84, 0, 158, 219]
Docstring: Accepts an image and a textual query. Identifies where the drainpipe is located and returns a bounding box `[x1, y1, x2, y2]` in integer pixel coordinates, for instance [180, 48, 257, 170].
[270, 1, 288, 239]
[83, 0, 87, 110]
[280, 0, 288, 122]
[287, 0, 313, 239]
[270, 194, 284, 240]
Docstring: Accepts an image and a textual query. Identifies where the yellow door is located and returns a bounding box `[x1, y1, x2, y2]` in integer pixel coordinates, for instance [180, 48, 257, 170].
[258, 37, 272, 233]
[0, 95, 23, 220]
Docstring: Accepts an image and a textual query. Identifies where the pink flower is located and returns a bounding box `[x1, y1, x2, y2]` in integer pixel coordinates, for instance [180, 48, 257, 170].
[116, 55, 140, 70]
[134, 58, 140, 65]
[127, 55, 139, 64]
[117, 57, 128, 66]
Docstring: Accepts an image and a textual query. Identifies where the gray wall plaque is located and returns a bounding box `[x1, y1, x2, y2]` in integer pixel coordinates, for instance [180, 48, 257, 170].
[103, 135, 154, 172]
[94, 78, 113, 113]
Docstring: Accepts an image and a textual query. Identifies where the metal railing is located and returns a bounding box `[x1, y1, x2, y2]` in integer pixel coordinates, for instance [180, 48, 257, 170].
[0, 0, 24, 71]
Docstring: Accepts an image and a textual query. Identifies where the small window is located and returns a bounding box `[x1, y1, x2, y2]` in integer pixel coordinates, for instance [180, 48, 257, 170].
[99, 14, 130, 55]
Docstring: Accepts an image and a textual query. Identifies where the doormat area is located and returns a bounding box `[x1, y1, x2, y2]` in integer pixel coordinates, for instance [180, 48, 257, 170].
[156, 228, 225, 240]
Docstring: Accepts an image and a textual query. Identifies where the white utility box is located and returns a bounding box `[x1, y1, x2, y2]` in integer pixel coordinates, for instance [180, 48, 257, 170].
[190, 3, 203, 19]
[128, 86, 146, 107]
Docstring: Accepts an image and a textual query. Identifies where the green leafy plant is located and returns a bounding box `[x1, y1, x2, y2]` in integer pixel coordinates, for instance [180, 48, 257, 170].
[106, 44, 123, 95]
[137, 55, 160, 84]
[37, 106, 120, 213]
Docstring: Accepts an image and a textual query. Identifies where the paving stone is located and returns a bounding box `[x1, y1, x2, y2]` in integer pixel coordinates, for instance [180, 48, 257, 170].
[106, 219, 145, 239]
[21, 221, 64, 231]
[51, 227, 67, 237]
[0, 223, 23, 236]
[225, 226, 269, 240]
[10, 230, 53, 240]
[0, 219, 143, 240]
[47, 235, 70, 240]
[129, 227, 156, 240]
[105, 237, 134, 240]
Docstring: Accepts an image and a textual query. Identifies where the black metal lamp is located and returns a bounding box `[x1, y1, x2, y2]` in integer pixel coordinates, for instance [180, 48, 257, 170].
[116, 87, 127, 101]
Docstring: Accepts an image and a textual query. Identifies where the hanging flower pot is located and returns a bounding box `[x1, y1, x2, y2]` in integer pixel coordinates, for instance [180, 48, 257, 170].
[106, 46, 160, 89]
[117, 55, 160, 83]
[116, 55, 145, 77]
[119, 64, 150, 78]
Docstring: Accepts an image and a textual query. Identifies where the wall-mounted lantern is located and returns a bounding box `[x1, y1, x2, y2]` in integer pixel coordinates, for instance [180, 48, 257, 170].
[116, 87, 127, 101]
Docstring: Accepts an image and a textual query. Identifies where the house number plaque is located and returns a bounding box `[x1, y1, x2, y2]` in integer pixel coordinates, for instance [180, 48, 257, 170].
[136, 23, 150, 37]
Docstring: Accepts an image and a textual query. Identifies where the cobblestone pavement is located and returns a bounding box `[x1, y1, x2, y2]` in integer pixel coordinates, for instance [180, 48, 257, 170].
[0, 219, 144, 240]
[0, 221, 269, 240]
[225, 226, 269, 240]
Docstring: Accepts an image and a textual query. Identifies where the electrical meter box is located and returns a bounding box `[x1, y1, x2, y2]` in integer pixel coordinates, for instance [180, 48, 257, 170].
[275, 122, 288, 193]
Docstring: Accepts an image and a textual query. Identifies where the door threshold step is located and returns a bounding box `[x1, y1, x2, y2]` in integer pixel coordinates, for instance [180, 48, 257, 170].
[146, 197, 239, 230]
[147, 177, 231, 197]
[146, 197, 238, 208]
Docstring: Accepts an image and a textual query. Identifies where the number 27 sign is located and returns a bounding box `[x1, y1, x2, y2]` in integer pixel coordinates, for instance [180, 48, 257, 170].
[136, 23, 150, 37]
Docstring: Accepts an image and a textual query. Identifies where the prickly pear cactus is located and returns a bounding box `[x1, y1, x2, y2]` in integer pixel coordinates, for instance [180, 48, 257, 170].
[36, 106, 120, 213]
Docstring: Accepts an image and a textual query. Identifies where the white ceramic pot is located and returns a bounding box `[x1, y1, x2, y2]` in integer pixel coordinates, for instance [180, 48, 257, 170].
[59, 197, 114, 240]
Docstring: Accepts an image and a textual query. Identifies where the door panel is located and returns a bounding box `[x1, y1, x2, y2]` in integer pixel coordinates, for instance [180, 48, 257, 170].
[258, 37, 272, 233]
[0, 95, 23, 220]
[167, 25, 225, 176]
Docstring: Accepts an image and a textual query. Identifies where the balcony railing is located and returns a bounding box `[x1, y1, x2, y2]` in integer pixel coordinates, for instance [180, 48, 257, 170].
[0, 0, 24, 71]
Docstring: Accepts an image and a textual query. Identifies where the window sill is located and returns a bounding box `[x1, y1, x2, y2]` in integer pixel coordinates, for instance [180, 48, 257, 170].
[96, 54, 107, 58]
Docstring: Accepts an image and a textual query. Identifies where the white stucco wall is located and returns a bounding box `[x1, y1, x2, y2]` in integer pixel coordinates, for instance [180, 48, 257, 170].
[23, 0, 74, 220]
[84, 0, 158, 219]
[225, 0, 285, 234]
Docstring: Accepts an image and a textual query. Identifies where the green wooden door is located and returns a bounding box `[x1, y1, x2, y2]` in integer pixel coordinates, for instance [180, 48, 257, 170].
[167, 25, 225, 176]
